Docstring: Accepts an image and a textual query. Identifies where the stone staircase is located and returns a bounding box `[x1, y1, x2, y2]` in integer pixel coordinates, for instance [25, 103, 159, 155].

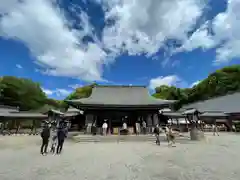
[71, 134, 190, 143]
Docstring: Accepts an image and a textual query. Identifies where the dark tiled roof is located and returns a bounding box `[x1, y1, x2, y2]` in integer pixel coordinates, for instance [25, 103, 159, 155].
[66, 86, 175, 106]
[182, 109, 199, 115]
[180, 92, 240, 113]
[200, 112, 228, 117]
[162, 112, 185, 118]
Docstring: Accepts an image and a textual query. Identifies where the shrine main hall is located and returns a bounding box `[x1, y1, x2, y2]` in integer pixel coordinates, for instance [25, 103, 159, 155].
[65, 85, 175, 134]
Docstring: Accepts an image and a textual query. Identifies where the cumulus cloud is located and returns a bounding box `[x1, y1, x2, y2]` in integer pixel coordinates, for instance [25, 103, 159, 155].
[178, 0, 240, 64]
[149, 75, 182, 90]
[0, 0, 107, 81]
[2, 0, 240, 81]
[42, 88, 72, 97]
[102, 0, 205, 57]
[0, 0, 208, 81]
[176, 22, 216, 52]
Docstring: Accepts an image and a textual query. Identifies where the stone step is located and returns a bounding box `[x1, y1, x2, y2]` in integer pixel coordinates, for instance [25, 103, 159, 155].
[72, 135, 190, 143]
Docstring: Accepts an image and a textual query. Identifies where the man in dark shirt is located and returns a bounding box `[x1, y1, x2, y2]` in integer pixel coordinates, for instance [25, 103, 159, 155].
[40, 123, 50, 155]
[153, 124, 160, 146]
[56, 125, 67, 154]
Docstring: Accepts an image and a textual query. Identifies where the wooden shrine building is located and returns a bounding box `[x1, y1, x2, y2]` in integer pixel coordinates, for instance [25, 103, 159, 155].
[65, 85, 175, 134]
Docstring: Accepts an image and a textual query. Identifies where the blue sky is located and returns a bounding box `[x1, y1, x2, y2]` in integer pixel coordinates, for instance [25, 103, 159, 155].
[0, 0, 240, 99]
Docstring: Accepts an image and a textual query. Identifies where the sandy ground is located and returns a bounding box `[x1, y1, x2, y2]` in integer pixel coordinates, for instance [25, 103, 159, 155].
[0, 133, 239, 180]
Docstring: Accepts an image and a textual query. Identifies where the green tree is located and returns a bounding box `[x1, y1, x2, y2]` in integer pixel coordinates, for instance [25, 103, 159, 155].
[152, 65, 240, 110]
[0, 76, 47, 110]
[65, 83, 97, 100]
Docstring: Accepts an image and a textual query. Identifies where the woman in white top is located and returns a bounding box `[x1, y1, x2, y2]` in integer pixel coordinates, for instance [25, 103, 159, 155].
[102, 121, 108, 136]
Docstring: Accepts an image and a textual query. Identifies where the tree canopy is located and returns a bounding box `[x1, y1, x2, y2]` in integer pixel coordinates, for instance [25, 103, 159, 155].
[65, 83, 97, 100]
[0, 76, 47, 110]
[152, 65, 240, 110]
[0, 76, 66, 111]
[1, 65, 240, 111]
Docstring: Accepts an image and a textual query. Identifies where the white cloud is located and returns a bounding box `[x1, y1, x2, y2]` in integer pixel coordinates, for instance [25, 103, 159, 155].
[212, 0, 240, 63]
[16, 64, 23, 69]
[54, 88, 72, 97]
[176, 22, 216, 52]
[149, 75, 181, 90]
[102, 0, 206, 57]
[0, 0, 208, 81]
[0, 0, 107, 81]
[177, 0, 240, 64]
[5, 0, 240, 79]
[68, 84, 83, 89]
[42, 88, 72, 97]
[190, 80, 201, 87]
[42, 88, 54, 96]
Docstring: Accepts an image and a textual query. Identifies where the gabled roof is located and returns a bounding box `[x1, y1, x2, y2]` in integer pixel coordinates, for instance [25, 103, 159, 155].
[64, 106, 83, 117]
[65, 86, 175, 107]
[180, 92, 240, 113]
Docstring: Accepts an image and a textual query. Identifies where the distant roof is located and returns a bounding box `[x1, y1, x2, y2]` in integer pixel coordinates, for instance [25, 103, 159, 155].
[180, 92, 240, 113]
[0, 105, 19, 113]
[64, 106, 83, 117]
[43, 109, 64, 115]
[0, 112, 47, 119]
[66, 106, 81, 113]
[66, 86, 175, 107]
[200, 112, 228, 118]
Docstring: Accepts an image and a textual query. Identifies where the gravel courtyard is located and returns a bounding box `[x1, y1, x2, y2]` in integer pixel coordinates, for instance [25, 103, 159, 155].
[0, 133, 240, 180]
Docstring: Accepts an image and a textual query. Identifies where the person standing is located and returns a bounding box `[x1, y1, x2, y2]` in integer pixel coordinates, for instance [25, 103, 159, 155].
[153, 124, 160, 146]
[232, 124, 236, 132]
[142, 121, 147, 135]
[102, 121, 108, 136]
[135, 121, 140, 135]
[212, 124, 219, 136]
[168, 126, 176, 147]
[56, 127, 67, 154]
[40, 123, 50, 155]
[50, 133, 57, 154]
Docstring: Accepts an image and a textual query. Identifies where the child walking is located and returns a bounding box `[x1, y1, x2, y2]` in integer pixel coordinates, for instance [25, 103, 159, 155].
[50, 133, 57, 154]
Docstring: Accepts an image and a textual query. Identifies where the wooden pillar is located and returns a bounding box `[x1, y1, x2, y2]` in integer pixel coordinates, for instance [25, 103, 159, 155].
[0, 119, 5, 134]
[176, 118, 180, 128]
[108, 118, 112, 135]
[15, 120, 21, 134]
[147, 114, 152, 126]
[31, 119, 36, 134]
[185, 116, 189, 132]
[153, 114, 158, 126]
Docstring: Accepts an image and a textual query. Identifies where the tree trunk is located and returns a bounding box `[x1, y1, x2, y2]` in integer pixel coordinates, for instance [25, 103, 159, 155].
[190, 123, 204, 141]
